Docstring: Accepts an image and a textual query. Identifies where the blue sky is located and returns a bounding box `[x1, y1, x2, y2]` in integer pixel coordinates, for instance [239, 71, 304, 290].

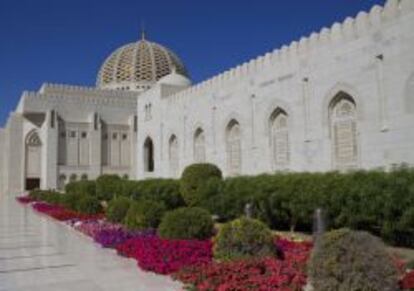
[0, 0, 385, 126]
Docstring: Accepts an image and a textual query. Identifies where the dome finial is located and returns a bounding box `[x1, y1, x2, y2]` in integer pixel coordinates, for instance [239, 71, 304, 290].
[140, 20, 146, 40]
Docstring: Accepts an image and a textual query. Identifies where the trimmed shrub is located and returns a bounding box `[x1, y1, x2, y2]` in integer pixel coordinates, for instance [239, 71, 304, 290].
[128, 179, 185, 210]
[106, 197, 132, 223]
[124, 200, 166, 230]
[65, 180, 96, 196]
[308, 228, 399, 291]
[96, 175, 121, 201]
[158, 207, 214, 240]
[76, 196, 103, 215]
[180, 163, 222, 206]
[213, 217, 276, 261]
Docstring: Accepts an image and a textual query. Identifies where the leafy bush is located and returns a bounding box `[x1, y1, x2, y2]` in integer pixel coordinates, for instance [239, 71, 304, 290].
[106, 197, 131, 223]
[158, 207, 214, 240]
[188, 167, 414, 247]
[65, 180, 96, 196]
[213, 217, 276, 261]
[124, 200, 166, 230]
[308, 228, 399, 291]
[60, 192, 82, 211]
[96, 174, 122, 201]
[28, 190, 61, 204]
[76, 195, 103, 215]
[127, 179, 185, 210]
[40, 191, 62, 205]
[180, 163, 222, 206]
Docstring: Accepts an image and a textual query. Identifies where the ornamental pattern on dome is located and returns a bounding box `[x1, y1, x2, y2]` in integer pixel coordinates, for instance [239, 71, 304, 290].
[97, 36, 188, 91]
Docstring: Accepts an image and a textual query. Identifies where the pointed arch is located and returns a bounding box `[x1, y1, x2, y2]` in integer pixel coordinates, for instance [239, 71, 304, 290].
[25, 130, 42, 190]
[226, 119, 242, 176]
[168, 134, 179, 177]
[269, 108, 290, 170]
[329, 91, 359, 170]
[193, 128, 206, 163]
[144, 136, 154, 172]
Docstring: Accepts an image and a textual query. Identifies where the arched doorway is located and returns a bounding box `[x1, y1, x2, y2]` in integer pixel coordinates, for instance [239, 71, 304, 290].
[25, 130, 42, 190]
[144, 137, 154, 172]
[194, 128, 206, 163]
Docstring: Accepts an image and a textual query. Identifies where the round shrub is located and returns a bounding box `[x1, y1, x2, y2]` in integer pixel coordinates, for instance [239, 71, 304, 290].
[213, 217, 276, 261]
[308, 228, 399, 291]
[76, 196, 103, 215]
[96, 174, 121, 201]
[158, 207, 214, 240]
[106, 197, 132, 223]
[180, 163, 222, 206]
[124, 200, 166, 230]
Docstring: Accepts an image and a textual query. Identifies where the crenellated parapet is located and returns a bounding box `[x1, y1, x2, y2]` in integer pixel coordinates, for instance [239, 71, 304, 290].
[164, 0, 413, 103]
[20, 83, 138, 109]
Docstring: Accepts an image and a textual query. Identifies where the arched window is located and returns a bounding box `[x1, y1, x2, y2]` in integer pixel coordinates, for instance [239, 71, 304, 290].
[144, 137, 154, 172]
[330, 92, 358, 170]
[226, 120, 242, 176]
[270, 109, 289, 170]
[169, 135, 179, 177]
[194, 128, 206, 163]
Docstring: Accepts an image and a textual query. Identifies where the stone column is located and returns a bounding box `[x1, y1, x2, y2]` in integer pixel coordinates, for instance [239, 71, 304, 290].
[375, 54, 388, 132]
[89, 112, 102, 180]
[4, 113, 24, 194]
[128, 115, 138, 179]
[41, 110, 58, 190]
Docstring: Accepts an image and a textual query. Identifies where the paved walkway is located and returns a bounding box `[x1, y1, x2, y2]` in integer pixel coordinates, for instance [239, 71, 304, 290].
[0, 194, 181, 291]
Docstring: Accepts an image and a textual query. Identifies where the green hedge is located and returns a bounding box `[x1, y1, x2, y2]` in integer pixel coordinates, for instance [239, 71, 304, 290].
[96, 175, 122, 201]
[196, 167, 414, 247]
[124, 179, 185, 210]
[65, 180, 96, 196]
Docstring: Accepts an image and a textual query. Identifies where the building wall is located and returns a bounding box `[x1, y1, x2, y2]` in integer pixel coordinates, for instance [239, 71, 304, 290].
[136, 0, 414, 179]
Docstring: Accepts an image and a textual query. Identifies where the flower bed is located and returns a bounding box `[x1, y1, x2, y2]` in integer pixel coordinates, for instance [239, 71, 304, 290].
[401, 270, 414, 290]
[116, 237, 212, 274]
[16, 196, 35, 204]
[18, 195, 414, 290]
[32, 202, 103, 221]
[173, 238, 311, 290]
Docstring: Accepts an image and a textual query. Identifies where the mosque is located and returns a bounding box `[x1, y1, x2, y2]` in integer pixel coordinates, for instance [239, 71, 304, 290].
[1, 0, 414, 194]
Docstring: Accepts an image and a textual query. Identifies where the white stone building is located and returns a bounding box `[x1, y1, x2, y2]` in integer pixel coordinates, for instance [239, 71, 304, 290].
[1, 0, 414, 194]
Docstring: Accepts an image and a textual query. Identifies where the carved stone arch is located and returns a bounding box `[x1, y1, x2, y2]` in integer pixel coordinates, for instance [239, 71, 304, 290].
[26, 129, 42, 146]
[405, 72, 414, 114]
[222, 112, 246, 143]
[193, 126, 206, 163]
[322, 82, 364, 128]
[262, 98, 294, 130]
